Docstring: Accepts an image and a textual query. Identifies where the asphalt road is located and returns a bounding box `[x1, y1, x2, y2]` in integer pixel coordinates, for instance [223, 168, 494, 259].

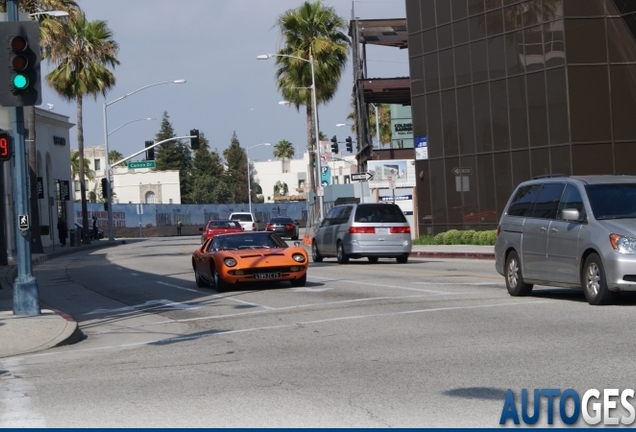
[2, 236, 636, 427]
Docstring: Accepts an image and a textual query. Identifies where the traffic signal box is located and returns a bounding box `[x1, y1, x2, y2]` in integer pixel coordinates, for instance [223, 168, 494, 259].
[0, 21, 41, 107]
[145, 140, 155, 160]
[0, 131, 11, 161]
[190, 129, 199, 150]
[330, 135, 339, 154]
[346, 136, 353, 153]
[101, 177, 109, 199]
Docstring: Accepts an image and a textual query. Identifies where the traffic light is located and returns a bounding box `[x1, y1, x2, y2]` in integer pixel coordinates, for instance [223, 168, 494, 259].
[345, 136, 353, 153]
[0, 130, 11, 161]
[330, 135, 339, 154]
[310, 152, 316, 167]
[101, 177, 109, 199]
[190, 129, 199, 150]
[145, 140, 154, 160]
[0, 21, 41, 107]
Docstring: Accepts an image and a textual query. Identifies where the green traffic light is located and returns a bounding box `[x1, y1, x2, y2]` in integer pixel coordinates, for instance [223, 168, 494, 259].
[12, 74, 28, 90]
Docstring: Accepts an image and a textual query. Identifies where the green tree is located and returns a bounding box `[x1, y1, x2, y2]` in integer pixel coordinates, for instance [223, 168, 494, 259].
[273, 139, 294, 162]
[154, 112, 193, 201]
[187, 132, 228, 204]
[223, 132, 248, 204]
[70, 149, 94, 183]
[274, 0, 349, 189]
[347, 103, 392, 146]
[44, 12, 119, 243]
[108, 150, 126, 167]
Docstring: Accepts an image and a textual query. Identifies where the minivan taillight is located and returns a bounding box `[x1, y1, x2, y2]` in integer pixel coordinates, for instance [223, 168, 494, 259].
[349, 226, 375, 234]
[390, 226, 410, 234]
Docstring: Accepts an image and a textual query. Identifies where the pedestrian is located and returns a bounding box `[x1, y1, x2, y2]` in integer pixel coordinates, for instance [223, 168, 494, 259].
[57, 218, 68, 247]
[92, 215, 99, 240]
[177, 219, 182, 236]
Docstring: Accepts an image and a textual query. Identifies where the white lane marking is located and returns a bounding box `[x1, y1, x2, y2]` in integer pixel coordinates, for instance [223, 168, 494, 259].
[0, 358, 46, 427]
[84, 299, 202, 315]
[157, 281, 202, 294]
[309, 275, 463, 294]
[14, 299, 551, 361]
[157, 281, 277, 310]
[288, 287, 333, 292]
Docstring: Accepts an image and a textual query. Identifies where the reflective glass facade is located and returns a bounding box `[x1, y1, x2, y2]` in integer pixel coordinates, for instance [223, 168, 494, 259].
[407, 0, 636, 234]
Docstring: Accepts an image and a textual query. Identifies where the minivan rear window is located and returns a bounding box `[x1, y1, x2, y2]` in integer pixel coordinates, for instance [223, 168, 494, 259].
[231, 214, 252, 222]
[507, 184, 542, 217]
[354, 205, 406, 223]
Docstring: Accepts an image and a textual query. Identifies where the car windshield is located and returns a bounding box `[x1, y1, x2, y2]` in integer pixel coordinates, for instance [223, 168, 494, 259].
[212, 233, 286, 251]
[586, 183, 636, 220]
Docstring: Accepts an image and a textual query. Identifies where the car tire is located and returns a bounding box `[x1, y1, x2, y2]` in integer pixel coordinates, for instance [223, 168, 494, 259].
[213, 267, 229, 292]
[312, 241, 323, 263]
[195, 271, 209, 288]
[396, 254, 408, 264]
[368, 256, 379, 263]
[505, 250, 533, 296]
[582, 253, 617, 305]
[292, 232, 299, 240]
[290, 274, 307, 287]
[336, 241, 349, 264]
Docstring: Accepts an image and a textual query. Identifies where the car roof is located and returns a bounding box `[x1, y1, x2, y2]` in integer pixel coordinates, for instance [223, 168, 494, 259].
[519, 175, 636, 187]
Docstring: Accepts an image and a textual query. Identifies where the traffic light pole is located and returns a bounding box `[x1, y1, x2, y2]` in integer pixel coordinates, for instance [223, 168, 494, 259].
[7, 0, 40, 315]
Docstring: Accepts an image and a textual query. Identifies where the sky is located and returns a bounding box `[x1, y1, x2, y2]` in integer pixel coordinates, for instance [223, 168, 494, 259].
[41, 0, 409, 163]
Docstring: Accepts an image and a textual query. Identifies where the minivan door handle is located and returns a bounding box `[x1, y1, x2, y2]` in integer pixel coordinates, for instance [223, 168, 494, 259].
[550, 227, 558, 233]
[540, 226, 547, 232]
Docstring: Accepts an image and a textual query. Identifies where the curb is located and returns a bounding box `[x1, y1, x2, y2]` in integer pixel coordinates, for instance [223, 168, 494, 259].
[409, 251, 495, 260]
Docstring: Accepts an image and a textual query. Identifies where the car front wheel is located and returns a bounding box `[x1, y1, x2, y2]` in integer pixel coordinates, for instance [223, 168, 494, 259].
[290, 274, 307, 287]
[582, 253, 617, 305]
[505, 250, 533, 296]
[195, 271, 209, 288]
[213, 267, 229, 292]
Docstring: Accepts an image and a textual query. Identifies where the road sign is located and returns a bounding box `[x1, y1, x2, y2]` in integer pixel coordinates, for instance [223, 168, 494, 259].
[317, 187, 324, 196]
[351, 172, 373, 182]
[128, 160, 156, 169]
[18, 214, 28, 230]
[452, 167, 471, 175]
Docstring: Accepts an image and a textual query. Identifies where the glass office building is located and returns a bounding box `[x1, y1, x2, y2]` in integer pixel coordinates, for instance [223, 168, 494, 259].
[406, 0, 636, 234]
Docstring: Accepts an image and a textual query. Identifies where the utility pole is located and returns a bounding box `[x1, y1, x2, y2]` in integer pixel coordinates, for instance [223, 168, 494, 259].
[7, 0, 40, 315]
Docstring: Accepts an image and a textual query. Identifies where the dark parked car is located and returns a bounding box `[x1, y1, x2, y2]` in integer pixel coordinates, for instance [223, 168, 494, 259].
[266, 217, 299, 240]
[74, 222, 104, 240]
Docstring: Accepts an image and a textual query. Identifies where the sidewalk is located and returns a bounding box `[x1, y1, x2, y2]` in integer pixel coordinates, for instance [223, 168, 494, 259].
[0, 239, 122, 358]
[0, 239, 494, 359]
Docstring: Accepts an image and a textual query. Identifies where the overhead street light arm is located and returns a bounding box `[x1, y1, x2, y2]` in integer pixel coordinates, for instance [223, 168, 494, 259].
[111, 135, 197, 168]
[108, 117, 155, 136]
[105, 80, 186, 107]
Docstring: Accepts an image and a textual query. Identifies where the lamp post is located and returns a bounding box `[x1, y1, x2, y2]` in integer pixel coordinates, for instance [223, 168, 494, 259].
[103, 80, 185, 241]
[257, 53, 323, 221]
[108, 117, 155, 137]
[247, 143, 271, 214]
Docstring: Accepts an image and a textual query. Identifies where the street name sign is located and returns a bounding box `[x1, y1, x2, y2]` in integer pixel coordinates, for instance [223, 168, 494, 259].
[351, 172, 373, 182]
[128, 160, 156, 169]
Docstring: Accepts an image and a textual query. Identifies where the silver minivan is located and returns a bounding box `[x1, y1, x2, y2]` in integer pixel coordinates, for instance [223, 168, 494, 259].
[495, 175, 636, 305]
[312, 203, 412, 264]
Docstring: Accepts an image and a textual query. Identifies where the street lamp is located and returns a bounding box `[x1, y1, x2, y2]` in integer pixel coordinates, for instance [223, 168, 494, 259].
[247, 143, 271, 214]
[29, 10, 69, 17]
[103, 79, 186, 241]
[257, 53, 323, 221]
[108, 117, 155, 136]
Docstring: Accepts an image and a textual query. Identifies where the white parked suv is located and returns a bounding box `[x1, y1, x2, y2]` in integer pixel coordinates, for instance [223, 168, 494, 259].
[229, 212, 265, 231]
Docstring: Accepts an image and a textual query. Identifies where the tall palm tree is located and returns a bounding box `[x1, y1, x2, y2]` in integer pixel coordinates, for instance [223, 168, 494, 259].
[108, 150, 126, 167]
[42, 12, 119, 243]
[70, 149, 94, 183]
[275, 0, 349, 191]
[273, 139, 294, 161]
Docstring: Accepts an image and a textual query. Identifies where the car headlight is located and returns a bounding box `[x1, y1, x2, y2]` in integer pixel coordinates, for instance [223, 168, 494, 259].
[292, 253, 306, 263]
[224, 257, 237, 267]
[610, 233, 636, 254]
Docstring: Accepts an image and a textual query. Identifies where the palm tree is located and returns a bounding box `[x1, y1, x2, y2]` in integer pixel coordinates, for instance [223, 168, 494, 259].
[274, 0, 349, 190]
[42, 12, 119, 243]
[273, 139, 294, 162]
[70, 149, 94, 182]
[108, 150, 126, 168]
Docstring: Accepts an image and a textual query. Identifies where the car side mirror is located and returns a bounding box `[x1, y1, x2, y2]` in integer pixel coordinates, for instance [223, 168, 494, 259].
[562, 208, 580, 222]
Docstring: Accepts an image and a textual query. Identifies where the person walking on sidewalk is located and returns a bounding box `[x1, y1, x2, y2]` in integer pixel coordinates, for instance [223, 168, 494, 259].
[92, 215, 99, 241]
[177, 219, 182, 236]
[57, 218, 68, 247]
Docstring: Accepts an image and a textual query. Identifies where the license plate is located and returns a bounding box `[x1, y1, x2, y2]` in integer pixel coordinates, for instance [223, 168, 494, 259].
[254, 272, 282, 279]
[376, 228, 389, 234]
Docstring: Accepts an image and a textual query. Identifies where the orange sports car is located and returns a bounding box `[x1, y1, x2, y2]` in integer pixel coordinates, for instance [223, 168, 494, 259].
[191, 231, 308, 290]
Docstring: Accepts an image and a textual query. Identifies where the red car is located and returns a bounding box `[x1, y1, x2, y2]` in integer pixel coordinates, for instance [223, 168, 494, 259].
[199, 219, 243, 244]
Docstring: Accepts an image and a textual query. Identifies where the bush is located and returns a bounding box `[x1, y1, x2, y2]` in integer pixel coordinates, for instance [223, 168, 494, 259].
[418, 229, 497, 246]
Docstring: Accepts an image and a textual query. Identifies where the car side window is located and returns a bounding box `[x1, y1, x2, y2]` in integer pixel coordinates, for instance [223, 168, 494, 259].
[322, 207, 343, 227]
[531, 183, 565, 219]
[556, 184, 585, 221]
[507, 184, 542, 217]
[339, 206, 352, 224]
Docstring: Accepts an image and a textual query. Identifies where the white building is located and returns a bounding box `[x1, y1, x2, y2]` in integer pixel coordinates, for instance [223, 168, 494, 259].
[77, 145, 181, 204]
